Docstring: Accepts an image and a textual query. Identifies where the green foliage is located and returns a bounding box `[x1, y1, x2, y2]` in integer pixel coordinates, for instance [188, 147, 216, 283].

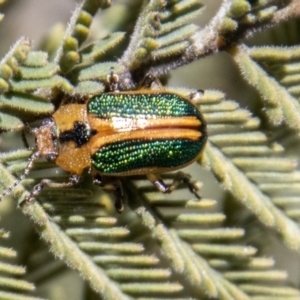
[0, 228, 45, 300]
[0, 0, 300, 299]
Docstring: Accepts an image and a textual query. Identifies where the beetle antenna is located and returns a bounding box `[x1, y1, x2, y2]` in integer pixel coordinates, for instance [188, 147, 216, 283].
[0, 151, 41, 201]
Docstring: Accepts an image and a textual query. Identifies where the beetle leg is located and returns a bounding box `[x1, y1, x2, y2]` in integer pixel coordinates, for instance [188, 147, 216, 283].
[93, 174, 125, 213]
[113, 181, 125, 213]
[141, 73, 163, 89]
[188, 89, 204, 103]
[20, 122, 34, 149]
[107, 67, 119, 92]
[21, 128, 29, 149]
[147, 172, 201, 199]
[21, 174, 80, 205]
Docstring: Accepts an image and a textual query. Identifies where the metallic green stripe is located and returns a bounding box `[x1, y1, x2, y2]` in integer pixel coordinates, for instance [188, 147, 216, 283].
[88, 93, 202, 121]
[91, 138, 206, 174]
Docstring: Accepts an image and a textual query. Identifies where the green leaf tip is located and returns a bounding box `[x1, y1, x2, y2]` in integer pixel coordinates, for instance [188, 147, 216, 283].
[0, 228, 46, 299]
[80, 32, 125, 65]
[0, 38, 31, 93]
[57, 0, 113, 73]
[0, 112, 23, 130]
[229, 0, 251, 19]
[231, 44, 300, 131]
[72, 81, 105, 96]
[120, 0, 203, 70]
[78, 62, 125, 82]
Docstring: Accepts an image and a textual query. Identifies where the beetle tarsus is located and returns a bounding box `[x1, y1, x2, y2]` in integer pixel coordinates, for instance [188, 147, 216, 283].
[175, 171, 201, 199]
[147, 171, 201, 199]
[188, 89, 204, 102]
[114, 183, 124, 213]
[24, 182, 45, 204]
[141, 73, 155, 88]
[153, 179, 169, 194]
[93, 175, 125, 213]
[0, 151, 41, 203]
[141, 73, 163, 89]
[20, 174, 80, 206]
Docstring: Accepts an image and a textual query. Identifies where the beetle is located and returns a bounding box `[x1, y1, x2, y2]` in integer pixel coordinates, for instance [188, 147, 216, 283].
[0, 73, 207, 212]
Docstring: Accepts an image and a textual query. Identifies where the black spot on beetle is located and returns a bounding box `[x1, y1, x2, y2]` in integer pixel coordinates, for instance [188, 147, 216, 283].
[59, 121, 96, 147]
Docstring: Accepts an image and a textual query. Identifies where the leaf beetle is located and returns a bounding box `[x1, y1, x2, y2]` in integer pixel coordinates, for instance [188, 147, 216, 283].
[0, 70, 207, 212]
